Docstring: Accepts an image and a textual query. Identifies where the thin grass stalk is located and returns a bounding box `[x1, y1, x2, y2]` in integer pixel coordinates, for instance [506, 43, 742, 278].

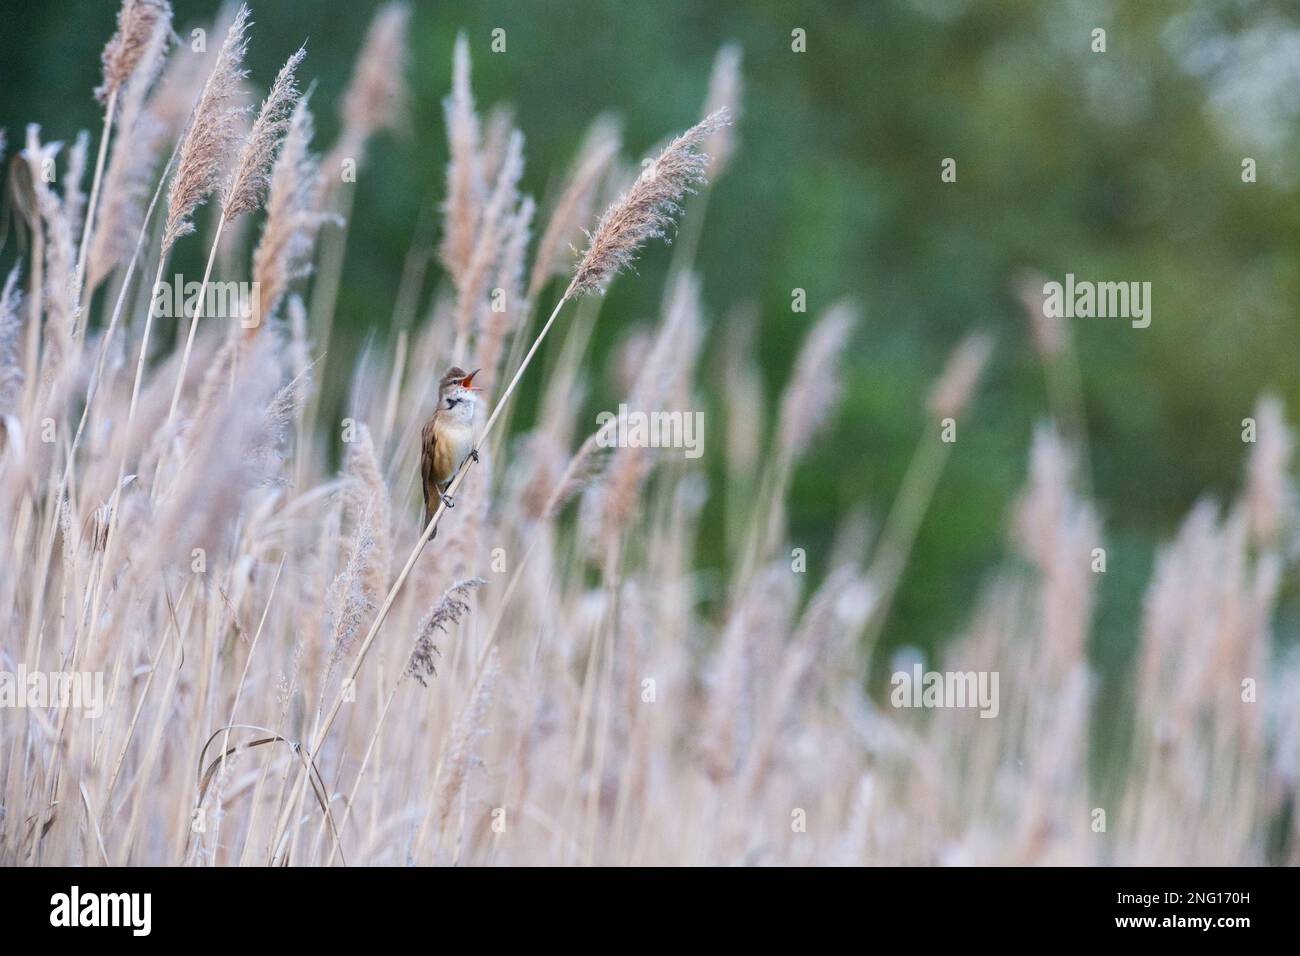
[323, 676, 402, 866]
[165, 214, 226, 423]
[22, 205, 44, 423]
[75, 88, 119, 304]
[860, 432, 950, 650]
[205, 555, 283, 864]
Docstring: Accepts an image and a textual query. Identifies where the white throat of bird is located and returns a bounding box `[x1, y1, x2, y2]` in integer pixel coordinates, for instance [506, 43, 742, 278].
[441, 384, 479, 427]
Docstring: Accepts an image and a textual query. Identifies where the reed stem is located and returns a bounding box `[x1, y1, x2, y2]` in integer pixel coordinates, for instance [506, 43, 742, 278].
[166, 214, 227, 424]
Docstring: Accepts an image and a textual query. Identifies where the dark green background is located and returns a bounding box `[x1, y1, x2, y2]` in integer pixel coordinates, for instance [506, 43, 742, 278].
[4, 1, 1298, 746]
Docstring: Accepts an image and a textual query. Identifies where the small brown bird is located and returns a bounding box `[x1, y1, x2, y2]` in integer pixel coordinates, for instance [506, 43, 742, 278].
[421, 366, 482, 527]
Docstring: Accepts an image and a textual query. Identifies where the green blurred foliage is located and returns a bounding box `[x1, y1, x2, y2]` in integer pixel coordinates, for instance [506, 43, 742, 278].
[4, 0, 1299, 695]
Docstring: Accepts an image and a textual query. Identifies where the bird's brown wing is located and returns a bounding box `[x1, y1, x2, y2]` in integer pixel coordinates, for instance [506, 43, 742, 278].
[420, 414, 439, 526]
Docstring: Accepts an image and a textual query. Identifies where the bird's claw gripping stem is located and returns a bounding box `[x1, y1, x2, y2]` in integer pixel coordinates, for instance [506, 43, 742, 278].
[441, 493, 455, 509]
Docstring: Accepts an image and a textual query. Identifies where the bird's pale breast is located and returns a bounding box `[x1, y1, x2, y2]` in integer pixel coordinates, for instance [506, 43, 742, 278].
[433, 421, 474, 485]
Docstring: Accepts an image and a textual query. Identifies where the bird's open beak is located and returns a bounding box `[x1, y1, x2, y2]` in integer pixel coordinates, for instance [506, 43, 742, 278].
[462, 369, 482, 390]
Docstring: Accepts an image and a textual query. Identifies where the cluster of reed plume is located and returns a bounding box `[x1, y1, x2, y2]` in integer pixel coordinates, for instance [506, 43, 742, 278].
[0, 0, 1296, 866]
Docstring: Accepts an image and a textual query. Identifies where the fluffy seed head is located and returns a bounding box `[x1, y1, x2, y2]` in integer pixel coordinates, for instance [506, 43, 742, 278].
[223, 45, 305, 220]
[1245, 394, 1295, 548]
[61, 131, 90, 249]
[96, 0, 173, 104]
[776, 301, 856, 459]
[343, 421, 391, 607]
[1015, 269, 1064, 360]
[439, 32, 484, 286]
[570, 109, 728, 296]
[407, 577, 485, 687]
[87, 18, 170, 292]
[435, 644, 498, 825]
[701, 44, 742, 180]
[0, 267, 23, 415]
[252, 96, 331, 328]
[162, 3, 251, 251]
[928, 331, 994, 420]
[338, 2, 410, 165]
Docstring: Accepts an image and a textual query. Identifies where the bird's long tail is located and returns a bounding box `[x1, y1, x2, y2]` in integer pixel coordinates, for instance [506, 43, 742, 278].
[423, 488, 438, 541]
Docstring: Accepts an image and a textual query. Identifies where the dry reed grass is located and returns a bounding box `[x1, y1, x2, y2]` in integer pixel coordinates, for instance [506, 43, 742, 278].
[0, 1, 1296, 867]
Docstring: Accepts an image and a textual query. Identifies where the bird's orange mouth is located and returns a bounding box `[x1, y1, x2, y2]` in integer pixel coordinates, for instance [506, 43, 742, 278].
[461, 368, 482, 390]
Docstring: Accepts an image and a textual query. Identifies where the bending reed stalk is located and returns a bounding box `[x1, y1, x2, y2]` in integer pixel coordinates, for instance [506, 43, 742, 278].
[166, 215, 226, 423]
[272, 282, 576, 860]
[76, 88, 119, 307]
